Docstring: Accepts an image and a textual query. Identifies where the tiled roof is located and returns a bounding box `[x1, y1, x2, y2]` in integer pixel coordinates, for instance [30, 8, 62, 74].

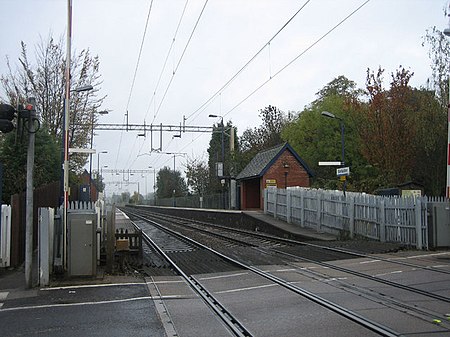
[236, 142, 313, 180]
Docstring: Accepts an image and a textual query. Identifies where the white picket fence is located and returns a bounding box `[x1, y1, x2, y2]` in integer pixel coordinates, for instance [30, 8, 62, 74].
[264, 187, 431, 249]
[0, 205, 12, 267]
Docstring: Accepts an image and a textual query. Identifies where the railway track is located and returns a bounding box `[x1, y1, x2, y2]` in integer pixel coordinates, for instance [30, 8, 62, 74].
[121, 207, 450, 336]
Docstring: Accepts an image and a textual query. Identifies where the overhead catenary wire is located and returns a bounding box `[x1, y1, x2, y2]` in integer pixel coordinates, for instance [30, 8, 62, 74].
[151, 0, 209, 124]
[184, 0, 311, 123]
[144, 0, 190, 124]
[221, 0, 371, 119]
[114, 0, 154, 170]
[111, 0, 370, 193]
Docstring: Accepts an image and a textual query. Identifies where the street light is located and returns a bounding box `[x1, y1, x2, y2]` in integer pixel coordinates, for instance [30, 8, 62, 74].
[443, 27, 450, 197]
[97, 151, 107, 198]
[89, 110, 109, 201]
[321, 111, 346, 196]
[209, 114, 226, 209]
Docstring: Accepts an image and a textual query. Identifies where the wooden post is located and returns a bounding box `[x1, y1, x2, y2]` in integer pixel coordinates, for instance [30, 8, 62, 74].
[106, 204, 116, 273]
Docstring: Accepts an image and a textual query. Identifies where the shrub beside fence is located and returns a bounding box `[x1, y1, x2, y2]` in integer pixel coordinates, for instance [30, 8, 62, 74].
[264, 187, 433, 249]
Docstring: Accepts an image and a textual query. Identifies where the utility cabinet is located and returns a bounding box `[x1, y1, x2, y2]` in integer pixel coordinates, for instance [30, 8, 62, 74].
[429, 203, 450, 248]
[68, 212, 97, 276]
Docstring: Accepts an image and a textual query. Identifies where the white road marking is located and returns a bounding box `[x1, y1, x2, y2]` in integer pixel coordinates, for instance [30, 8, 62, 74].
[359, 260, 381, 264]
[266, 268, 297, 273]
[0, 296, 152, 312]
[432, 265, 450, 269]
[373, 270, 403, 277]
[41, 282, 145, 291]
[199, 272, 249, 280]
[215, 283, 277, 294]
[147, 280, 185, 284]
[0, 292, 9, 300]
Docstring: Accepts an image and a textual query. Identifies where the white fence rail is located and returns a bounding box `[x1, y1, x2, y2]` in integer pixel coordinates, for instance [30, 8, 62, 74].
[264, 188, 430, 249]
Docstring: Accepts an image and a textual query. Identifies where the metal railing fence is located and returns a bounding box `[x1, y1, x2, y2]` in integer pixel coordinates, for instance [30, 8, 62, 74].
[265, 187, 432, 249]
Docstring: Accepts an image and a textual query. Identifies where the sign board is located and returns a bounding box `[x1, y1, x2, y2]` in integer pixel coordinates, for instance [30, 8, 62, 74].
[318, 161, 343, 166]
[215, 162, 223, 177]
[266, 179, 277, 187]
[401, 190, 422, 197]
[336, 167, 350, 177]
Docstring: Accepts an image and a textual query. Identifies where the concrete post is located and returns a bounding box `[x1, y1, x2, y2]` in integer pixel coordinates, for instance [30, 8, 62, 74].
[415, 198, 423, 250]
[264, 189, 268, 214]
[300, 188, 305, 227]
[380, 199, 386, 243]
[349, 197, 355, 238]
[274, 189, 278, 219]
[286, 189, 292, 224]
[106, 204, 116, 273]
[316, 191, 322, 232]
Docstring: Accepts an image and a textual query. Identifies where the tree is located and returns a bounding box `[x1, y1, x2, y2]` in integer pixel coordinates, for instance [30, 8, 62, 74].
[411, 88, 446, 195]
[422, 26, 450, 110]
[236, 106, 294, 175]
[358, 67, 417, 185]
[282, 76, 369, 191]
[0, 126, 60, 203]
[207, 120, 237, 193]
[129, 191, 144, 204]
[156, 167, 188, 199]
[185, 156, 209, 195]
[0, 36, 105, 173]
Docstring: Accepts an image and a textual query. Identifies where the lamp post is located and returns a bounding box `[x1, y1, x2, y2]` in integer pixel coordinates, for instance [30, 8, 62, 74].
[443, 25, 450, 197]
[97, 151, 107, 198]
[161, 152, 186, 207]
[209, 114, 226, 208]
[283, 163, 290, 189]
[321, 111, 346, 196]
[89, 110, 108, 201]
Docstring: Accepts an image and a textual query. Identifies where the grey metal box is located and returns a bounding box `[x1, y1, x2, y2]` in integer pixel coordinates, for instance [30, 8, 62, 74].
[430, 204, 450, 248]
[68, 212, 97, 276]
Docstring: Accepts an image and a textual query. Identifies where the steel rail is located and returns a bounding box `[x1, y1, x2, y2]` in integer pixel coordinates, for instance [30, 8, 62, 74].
[271, 248, 450, 303]
[134, 220, 253, 337]
[128, 206, 450, 275]
[127, 210, 400, 337]
[129, 207, 450, 304]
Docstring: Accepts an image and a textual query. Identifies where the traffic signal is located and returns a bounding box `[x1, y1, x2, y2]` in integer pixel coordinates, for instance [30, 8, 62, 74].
[0, 104, 16, 133]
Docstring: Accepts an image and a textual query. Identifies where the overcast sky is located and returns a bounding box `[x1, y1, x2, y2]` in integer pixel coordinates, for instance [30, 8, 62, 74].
[0, 0, 448, 196]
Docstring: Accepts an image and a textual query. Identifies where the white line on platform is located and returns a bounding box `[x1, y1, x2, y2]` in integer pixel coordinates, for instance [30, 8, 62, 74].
[198, 272, 249, 281]
[41, 282, 146, 291]
[0, 296, 152, 312]
[215, 283, 277, 294]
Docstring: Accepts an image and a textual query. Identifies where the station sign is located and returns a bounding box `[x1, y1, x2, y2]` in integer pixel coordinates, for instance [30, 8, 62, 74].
[266, 179, 277, 187]
[336, 167, 350, 177]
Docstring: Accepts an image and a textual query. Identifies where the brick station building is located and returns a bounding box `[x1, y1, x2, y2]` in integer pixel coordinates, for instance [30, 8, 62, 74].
[236, 142, 313, 210]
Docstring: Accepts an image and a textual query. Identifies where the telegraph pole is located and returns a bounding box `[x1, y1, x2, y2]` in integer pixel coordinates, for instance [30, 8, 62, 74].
[25, 98, 37, 288]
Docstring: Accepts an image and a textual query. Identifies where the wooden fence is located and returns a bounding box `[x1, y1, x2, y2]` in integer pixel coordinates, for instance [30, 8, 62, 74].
[265, 187, 432, 249]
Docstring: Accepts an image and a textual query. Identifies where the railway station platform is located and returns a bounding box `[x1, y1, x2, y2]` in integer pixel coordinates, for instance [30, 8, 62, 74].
[243, 210, 336, 241]
[127, 205, 337, 242]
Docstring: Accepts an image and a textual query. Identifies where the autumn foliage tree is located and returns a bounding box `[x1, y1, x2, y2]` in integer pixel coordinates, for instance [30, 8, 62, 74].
[359, 67, 417, 184]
